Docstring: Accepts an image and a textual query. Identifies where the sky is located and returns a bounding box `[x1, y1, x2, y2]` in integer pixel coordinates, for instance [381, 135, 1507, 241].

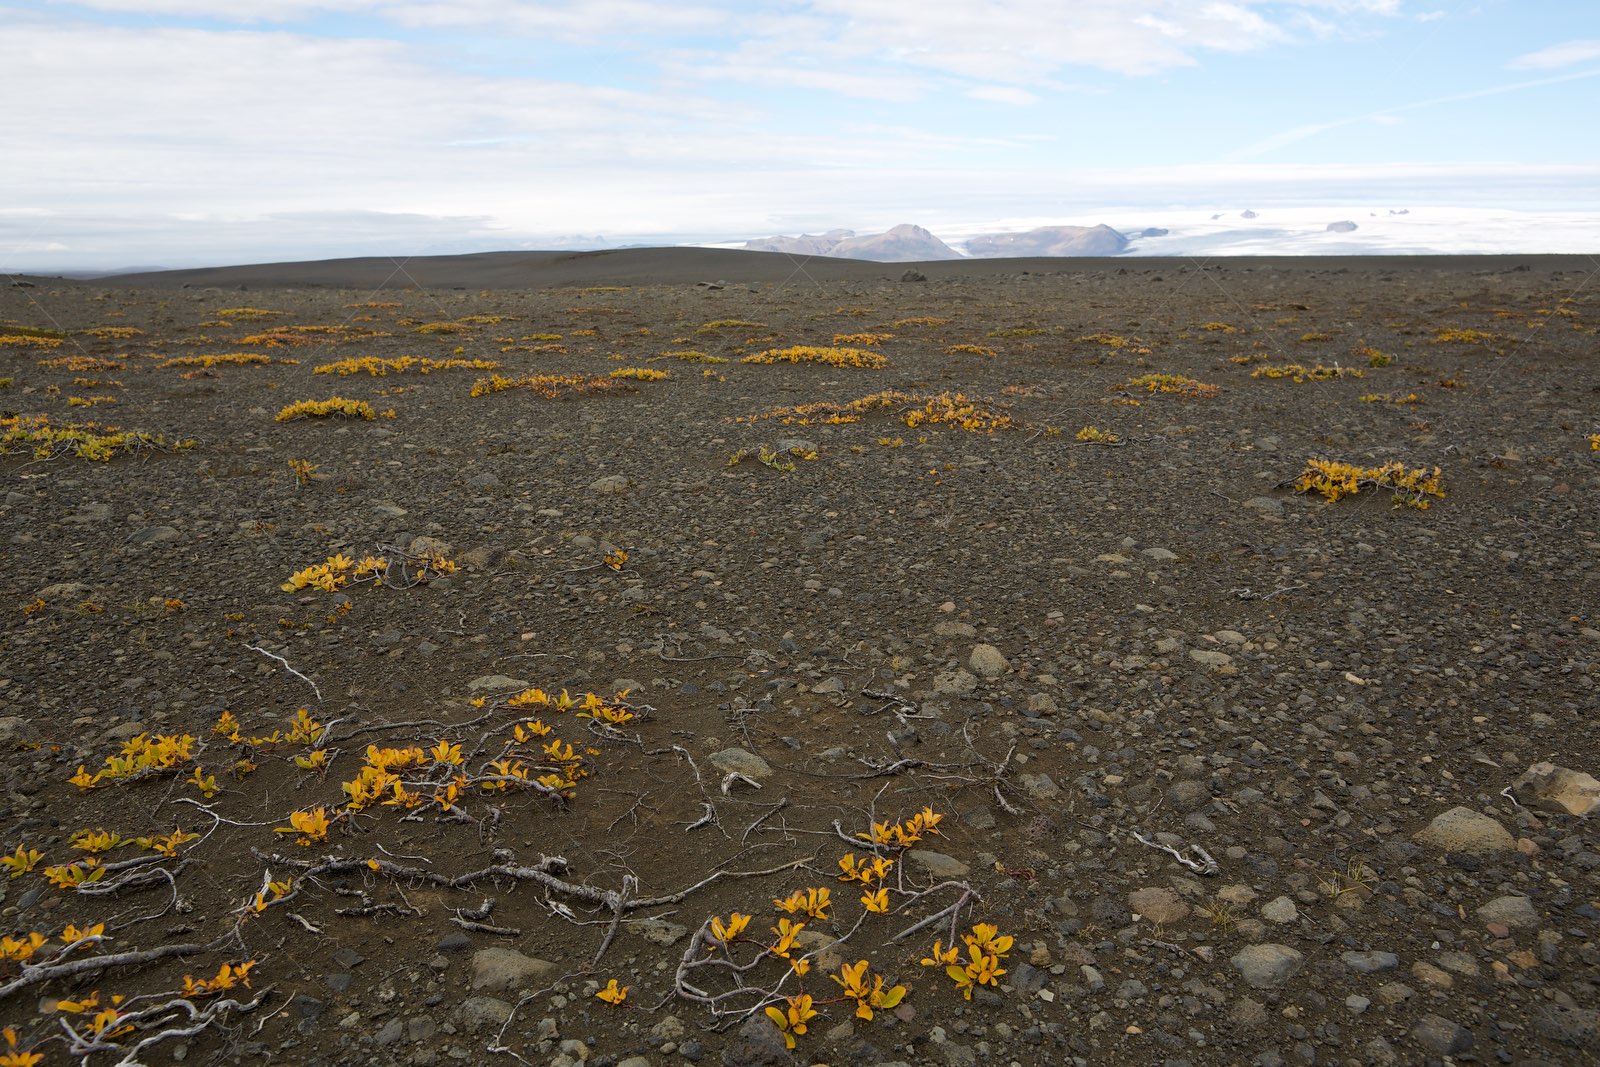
[2, 0, 1598, 269]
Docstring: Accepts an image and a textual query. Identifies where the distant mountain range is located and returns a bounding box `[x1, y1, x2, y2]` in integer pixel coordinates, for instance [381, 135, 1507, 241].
[745, 224, 963, 261]
[745, 222, 1134, 261]
[740, 217, 1438, 261]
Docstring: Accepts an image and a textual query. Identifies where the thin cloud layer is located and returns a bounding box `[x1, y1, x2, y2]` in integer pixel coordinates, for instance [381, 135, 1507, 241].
[3, 1, 1595, 268]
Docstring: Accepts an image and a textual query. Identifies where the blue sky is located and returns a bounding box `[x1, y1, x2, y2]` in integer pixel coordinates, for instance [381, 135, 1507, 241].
[2, 0, 1597, 268]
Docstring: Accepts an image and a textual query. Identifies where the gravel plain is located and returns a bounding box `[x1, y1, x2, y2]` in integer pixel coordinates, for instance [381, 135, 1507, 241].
[1, 252, 1597, 1066]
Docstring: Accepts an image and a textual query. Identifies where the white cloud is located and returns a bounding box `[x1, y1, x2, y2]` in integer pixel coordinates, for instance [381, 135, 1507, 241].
[49, 0, 730, 36]
[967, 85, 1039, 105]
[1225, 68, 1600, 159]
[1507, 39, 1600, 70]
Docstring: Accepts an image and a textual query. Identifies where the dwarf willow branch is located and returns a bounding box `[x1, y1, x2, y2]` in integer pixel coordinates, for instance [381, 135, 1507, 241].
[0, 940, 216, 1001]
[889, 884, 982, 944]
[63, 992, 263, 1064]
[250, 850, 809, 914]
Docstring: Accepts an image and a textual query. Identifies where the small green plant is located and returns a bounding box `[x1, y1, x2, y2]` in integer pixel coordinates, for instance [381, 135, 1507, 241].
[275, 397, 383, 421]
[1293, 458, 1444, 509]
[1124, 373, 1219, 398]
[1198, 900, 1236, 931]
[741, 345, 887, 369]
[728, 444, 818, 472]
[653, 349, 727, 364]
[470, 373, 624, 398]
[1316, 856, 1377, 902]
[159, 353, 273, 368]
[1432, 327, 1496, 344]
[1250, 363, 1362, 382]
[1, 414, 188, 461]
[313, 356, 499, 376]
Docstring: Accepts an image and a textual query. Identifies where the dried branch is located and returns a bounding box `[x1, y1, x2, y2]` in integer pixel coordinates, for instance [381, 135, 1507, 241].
[244, 643, 322, 703]
[0, 940, 215, 1001]
[1131, 831, 1221, 875]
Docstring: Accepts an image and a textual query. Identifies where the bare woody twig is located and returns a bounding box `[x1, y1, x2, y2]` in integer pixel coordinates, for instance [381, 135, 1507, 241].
[0, 941, 215, 1001]
[244, 644, 322, 703]
[1131, 831, 1221, 875]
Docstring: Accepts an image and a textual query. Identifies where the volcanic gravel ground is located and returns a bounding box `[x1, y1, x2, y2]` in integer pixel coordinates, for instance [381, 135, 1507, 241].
[0, 257, 1597, 1066]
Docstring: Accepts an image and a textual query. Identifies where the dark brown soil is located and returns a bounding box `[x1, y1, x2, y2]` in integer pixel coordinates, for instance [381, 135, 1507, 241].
[1, 253, 1597, 1067]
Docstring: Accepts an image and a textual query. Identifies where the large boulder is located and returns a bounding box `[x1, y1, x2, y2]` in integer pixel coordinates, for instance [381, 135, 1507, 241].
[1412, 806, 1515, 855]
[1511, 762, 1600, 817]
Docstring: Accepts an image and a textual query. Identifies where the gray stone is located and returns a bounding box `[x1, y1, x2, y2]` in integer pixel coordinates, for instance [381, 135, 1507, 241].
[1341, 950, 1399, 973]
[373, 1018, 405, 1046]
[1167, 780, 1211, 810]
[1413, 806, 1515, 855]
[1532, 1006, 1600, 1050]
[1409, 1014, 1472, 1055]
[1512, 761, 1600, 817]
[721, 1011, 790, 1065]
[36, 581, 92, 601]
[933, 621, 976, 637]
[68, 502, 111, 524]
[129, 525, 182, 545]
[1243, 496, 1285, 516]
[1228, 997, 1267, 1029]
[1008, 961, 1047, 993]
[437, 931, 472, 953]
[1361, 1037, 1398, 1066]
[1020, 773, 1059, 800]
[617, 1058, 655, 1067]
[1127, 887, 1190, 926]
[1089, 894, 1131, 927]
[635, 918, 689, 946]
[1230, 944, 1305, 988]
[1260, 896, 1298, 924]
[457, 996, 512, 1031]
[589, 474, 630, 494]
[1476, 894, 1539, 931]
[708, 748, 773, 781]
[907, 849, 970, 878]
[469, 948, 555, 992]
[290, 993, 325, 1021]
[408, 535, 452, 557]
[968, 644, 1009, 679]
[0, 717, 39, 744]
[467, 674, 532, 693]
[1141, 547, 1178, 561]
[931, 668, 978, 696]
[1188, 649, 1234, 669]
[773, 437, 817, 455]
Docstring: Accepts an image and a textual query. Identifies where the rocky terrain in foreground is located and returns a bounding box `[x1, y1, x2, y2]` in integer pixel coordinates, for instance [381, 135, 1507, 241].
[0, 256, 1597, 1065]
